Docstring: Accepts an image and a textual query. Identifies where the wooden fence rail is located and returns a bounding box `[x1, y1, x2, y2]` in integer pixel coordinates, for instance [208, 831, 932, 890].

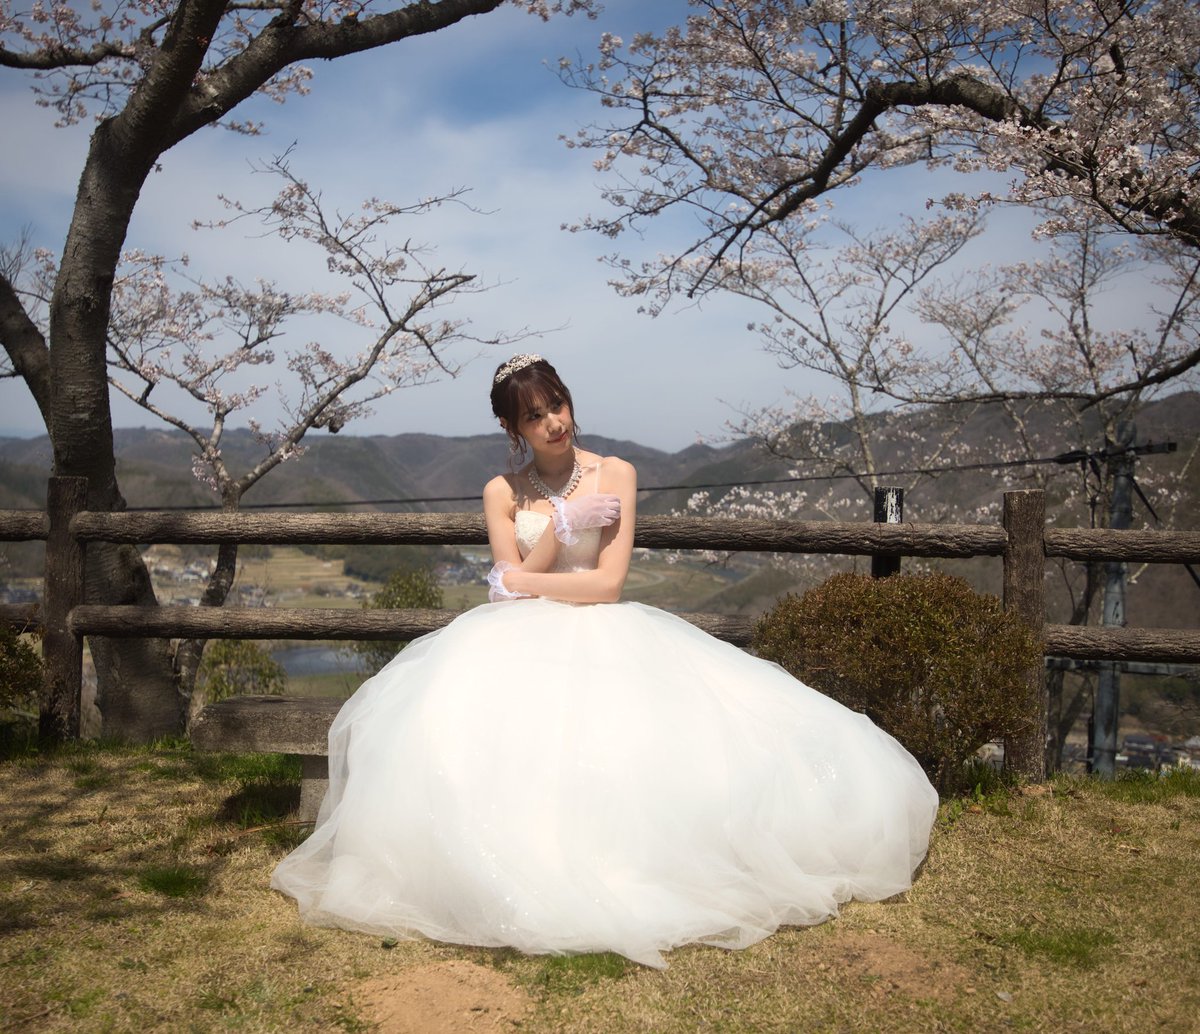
[66, 604, 758, 647]
[1042, 626, 1200, 664]
[0, 512, 49, 540]
[67, 509, 1013, 557]
[3, 477, 1199, 782]
[1043, 527, 1200, 563]
[5, 508, 1196, 560]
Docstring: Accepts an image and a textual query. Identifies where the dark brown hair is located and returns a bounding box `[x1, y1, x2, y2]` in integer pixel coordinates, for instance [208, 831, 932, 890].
[490, 356, 580, 461]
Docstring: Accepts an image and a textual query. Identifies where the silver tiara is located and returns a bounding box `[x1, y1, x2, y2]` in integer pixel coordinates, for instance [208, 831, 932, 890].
[493, 353, 544, 385]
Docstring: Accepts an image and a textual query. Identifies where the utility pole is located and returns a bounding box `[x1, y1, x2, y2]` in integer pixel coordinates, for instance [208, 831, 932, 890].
[1090, 421, 1135, 777]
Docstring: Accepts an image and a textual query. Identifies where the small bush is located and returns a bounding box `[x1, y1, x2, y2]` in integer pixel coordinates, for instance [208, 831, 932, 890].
[0, 624, 41, 715]
[352, 567, 443, 673]
[752, 572, 1040, 792]
[0, 625, 41, 753]
[196, 640, 287, 704]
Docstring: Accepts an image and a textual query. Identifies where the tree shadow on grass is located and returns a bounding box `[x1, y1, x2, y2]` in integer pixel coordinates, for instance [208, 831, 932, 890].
[0, 851, 223, 937]
[0, 745, 302, 935]
[215, 780, 300, 828]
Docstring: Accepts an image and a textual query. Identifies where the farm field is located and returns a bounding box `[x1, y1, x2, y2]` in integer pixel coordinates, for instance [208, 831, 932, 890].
[224, 547, 373, 610]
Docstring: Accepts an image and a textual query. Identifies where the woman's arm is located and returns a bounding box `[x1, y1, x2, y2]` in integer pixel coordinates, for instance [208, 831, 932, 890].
[501, 459, 637, 604]
[482, 475, 562, 574]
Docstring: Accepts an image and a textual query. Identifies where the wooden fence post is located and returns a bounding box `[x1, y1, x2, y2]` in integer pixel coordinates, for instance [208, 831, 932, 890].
[870, 487, 903, 578]
[1002, 490, 1047, 781]
[41, 476, 88, 742]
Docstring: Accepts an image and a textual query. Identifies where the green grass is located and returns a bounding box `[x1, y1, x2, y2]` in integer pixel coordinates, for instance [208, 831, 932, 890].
[137, 863, 210, 898]
[1080, 766, 1200, 803]
[1003, 927, 1117, 968]
[526, 952, 632, 995]
[190, 750, 301, 785]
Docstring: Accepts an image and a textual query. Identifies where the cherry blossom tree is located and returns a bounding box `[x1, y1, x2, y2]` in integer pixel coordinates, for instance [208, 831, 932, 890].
[679, 211, 1198, 768]
[563, 0, 1200, 536]
[562, 0, 1199, 769]
[7, 153, 519, 705]
[565, 0, 1199, 313]
[0, 0, 594, 739]
[560, 0, 1200, 465]
[701, 212, 986, 509]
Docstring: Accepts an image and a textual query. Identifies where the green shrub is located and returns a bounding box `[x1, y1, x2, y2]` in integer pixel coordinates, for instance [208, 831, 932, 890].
[196, 640, 287, 704]
[0, 624, 41, 715]
[352, 567, 444, 673]
[0, 625, 41, 754]
[752, 572, 1040, 792]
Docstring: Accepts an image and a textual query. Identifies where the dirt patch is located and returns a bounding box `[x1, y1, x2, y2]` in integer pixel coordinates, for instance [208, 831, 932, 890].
[823, 930, 972, 1002]
[353, 960, 532, 1034]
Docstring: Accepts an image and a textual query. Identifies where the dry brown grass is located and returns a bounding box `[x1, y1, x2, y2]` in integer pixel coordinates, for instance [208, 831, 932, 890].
[1, 742, 1197, 1033]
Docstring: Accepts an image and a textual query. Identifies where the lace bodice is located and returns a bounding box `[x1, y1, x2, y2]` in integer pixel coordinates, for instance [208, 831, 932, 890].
[514, 510, 602, 573]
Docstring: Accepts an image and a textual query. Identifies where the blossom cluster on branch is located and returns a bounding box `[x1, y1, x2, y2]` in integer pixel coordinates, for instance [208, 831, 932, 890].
[1, 0, 596, 132]
[562, 0, 1200, 300]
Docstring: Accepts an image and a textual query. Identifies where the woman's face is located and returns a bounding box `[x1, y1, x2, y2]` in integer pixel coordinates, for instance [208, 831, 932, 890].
[515, 392, 573, 454]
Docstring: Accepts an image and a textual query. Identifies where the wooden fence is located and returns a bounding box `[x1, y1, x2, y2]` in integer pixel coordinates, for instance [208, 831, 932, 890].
[3, 476, 1200, 782]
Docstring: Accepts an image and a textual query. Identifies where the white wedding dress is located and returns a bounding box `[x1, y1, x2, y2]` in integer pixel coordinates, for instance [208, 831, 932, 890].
[271, 510, 939, 968]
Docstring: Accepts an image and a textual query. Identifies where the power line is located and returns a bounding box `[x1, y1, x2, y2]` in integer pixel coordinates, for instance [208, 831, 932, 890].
[129, 440, 1178, 511]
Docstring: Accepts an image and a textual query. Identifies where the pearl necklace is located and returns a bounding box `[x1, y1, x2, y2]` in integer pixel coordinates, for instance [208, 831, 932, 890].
[528, 455, 582, 500]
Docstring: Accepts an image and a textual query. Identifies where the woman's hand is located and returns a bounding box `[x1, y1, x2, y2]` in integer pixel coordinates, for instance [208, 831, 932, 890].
[550, 493, 621, 545]
[487, 561, 532, 602]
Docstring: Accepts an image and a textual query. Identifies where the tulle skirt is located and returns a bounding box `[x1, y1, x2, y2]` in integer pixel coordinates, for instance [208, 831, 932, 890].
[271, 599, 939, 968]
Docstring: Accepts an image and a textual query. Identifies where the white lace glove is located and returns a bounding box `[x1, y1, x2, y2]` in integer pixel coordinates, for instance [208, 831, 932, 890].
[549, 493, 621, 546]
[487, 561, 531, 602]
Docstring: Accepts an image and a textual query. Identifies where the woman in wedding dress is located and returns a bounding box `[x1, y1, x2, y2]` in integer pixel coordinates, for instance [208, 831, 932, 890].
[271, 354, 940, 969]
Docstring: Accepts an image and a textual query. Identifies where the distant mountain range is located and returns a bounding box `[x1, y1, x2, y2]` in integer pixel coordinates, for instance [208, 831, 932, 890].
[1, 392, 1195, 519]
[1, 393, 1196, 621]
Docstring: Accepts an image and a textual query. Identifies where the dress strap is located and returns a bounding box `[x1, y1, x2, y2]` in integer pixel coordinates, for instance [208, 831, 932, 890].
[594, 457, 602, 492]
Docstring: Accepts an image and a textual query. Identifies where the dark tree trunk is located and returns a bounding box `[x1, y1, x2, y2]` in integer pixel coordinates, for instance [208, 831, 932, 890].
[47, 119, 184, 739]
[86, 544, 185, 737]
[175, 538, 241, 721]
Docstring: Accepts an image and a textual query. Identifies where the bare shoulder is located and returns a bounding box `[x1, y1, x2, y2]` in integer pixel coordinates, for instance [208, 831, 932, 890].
[482, 473, 518, 511]
[598, 455, 637, 489]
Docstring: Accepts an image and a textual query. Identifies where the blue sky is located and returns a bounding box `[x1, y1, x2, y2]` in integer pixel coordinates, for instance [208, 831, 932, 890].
[0, 0, 1134, 455]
